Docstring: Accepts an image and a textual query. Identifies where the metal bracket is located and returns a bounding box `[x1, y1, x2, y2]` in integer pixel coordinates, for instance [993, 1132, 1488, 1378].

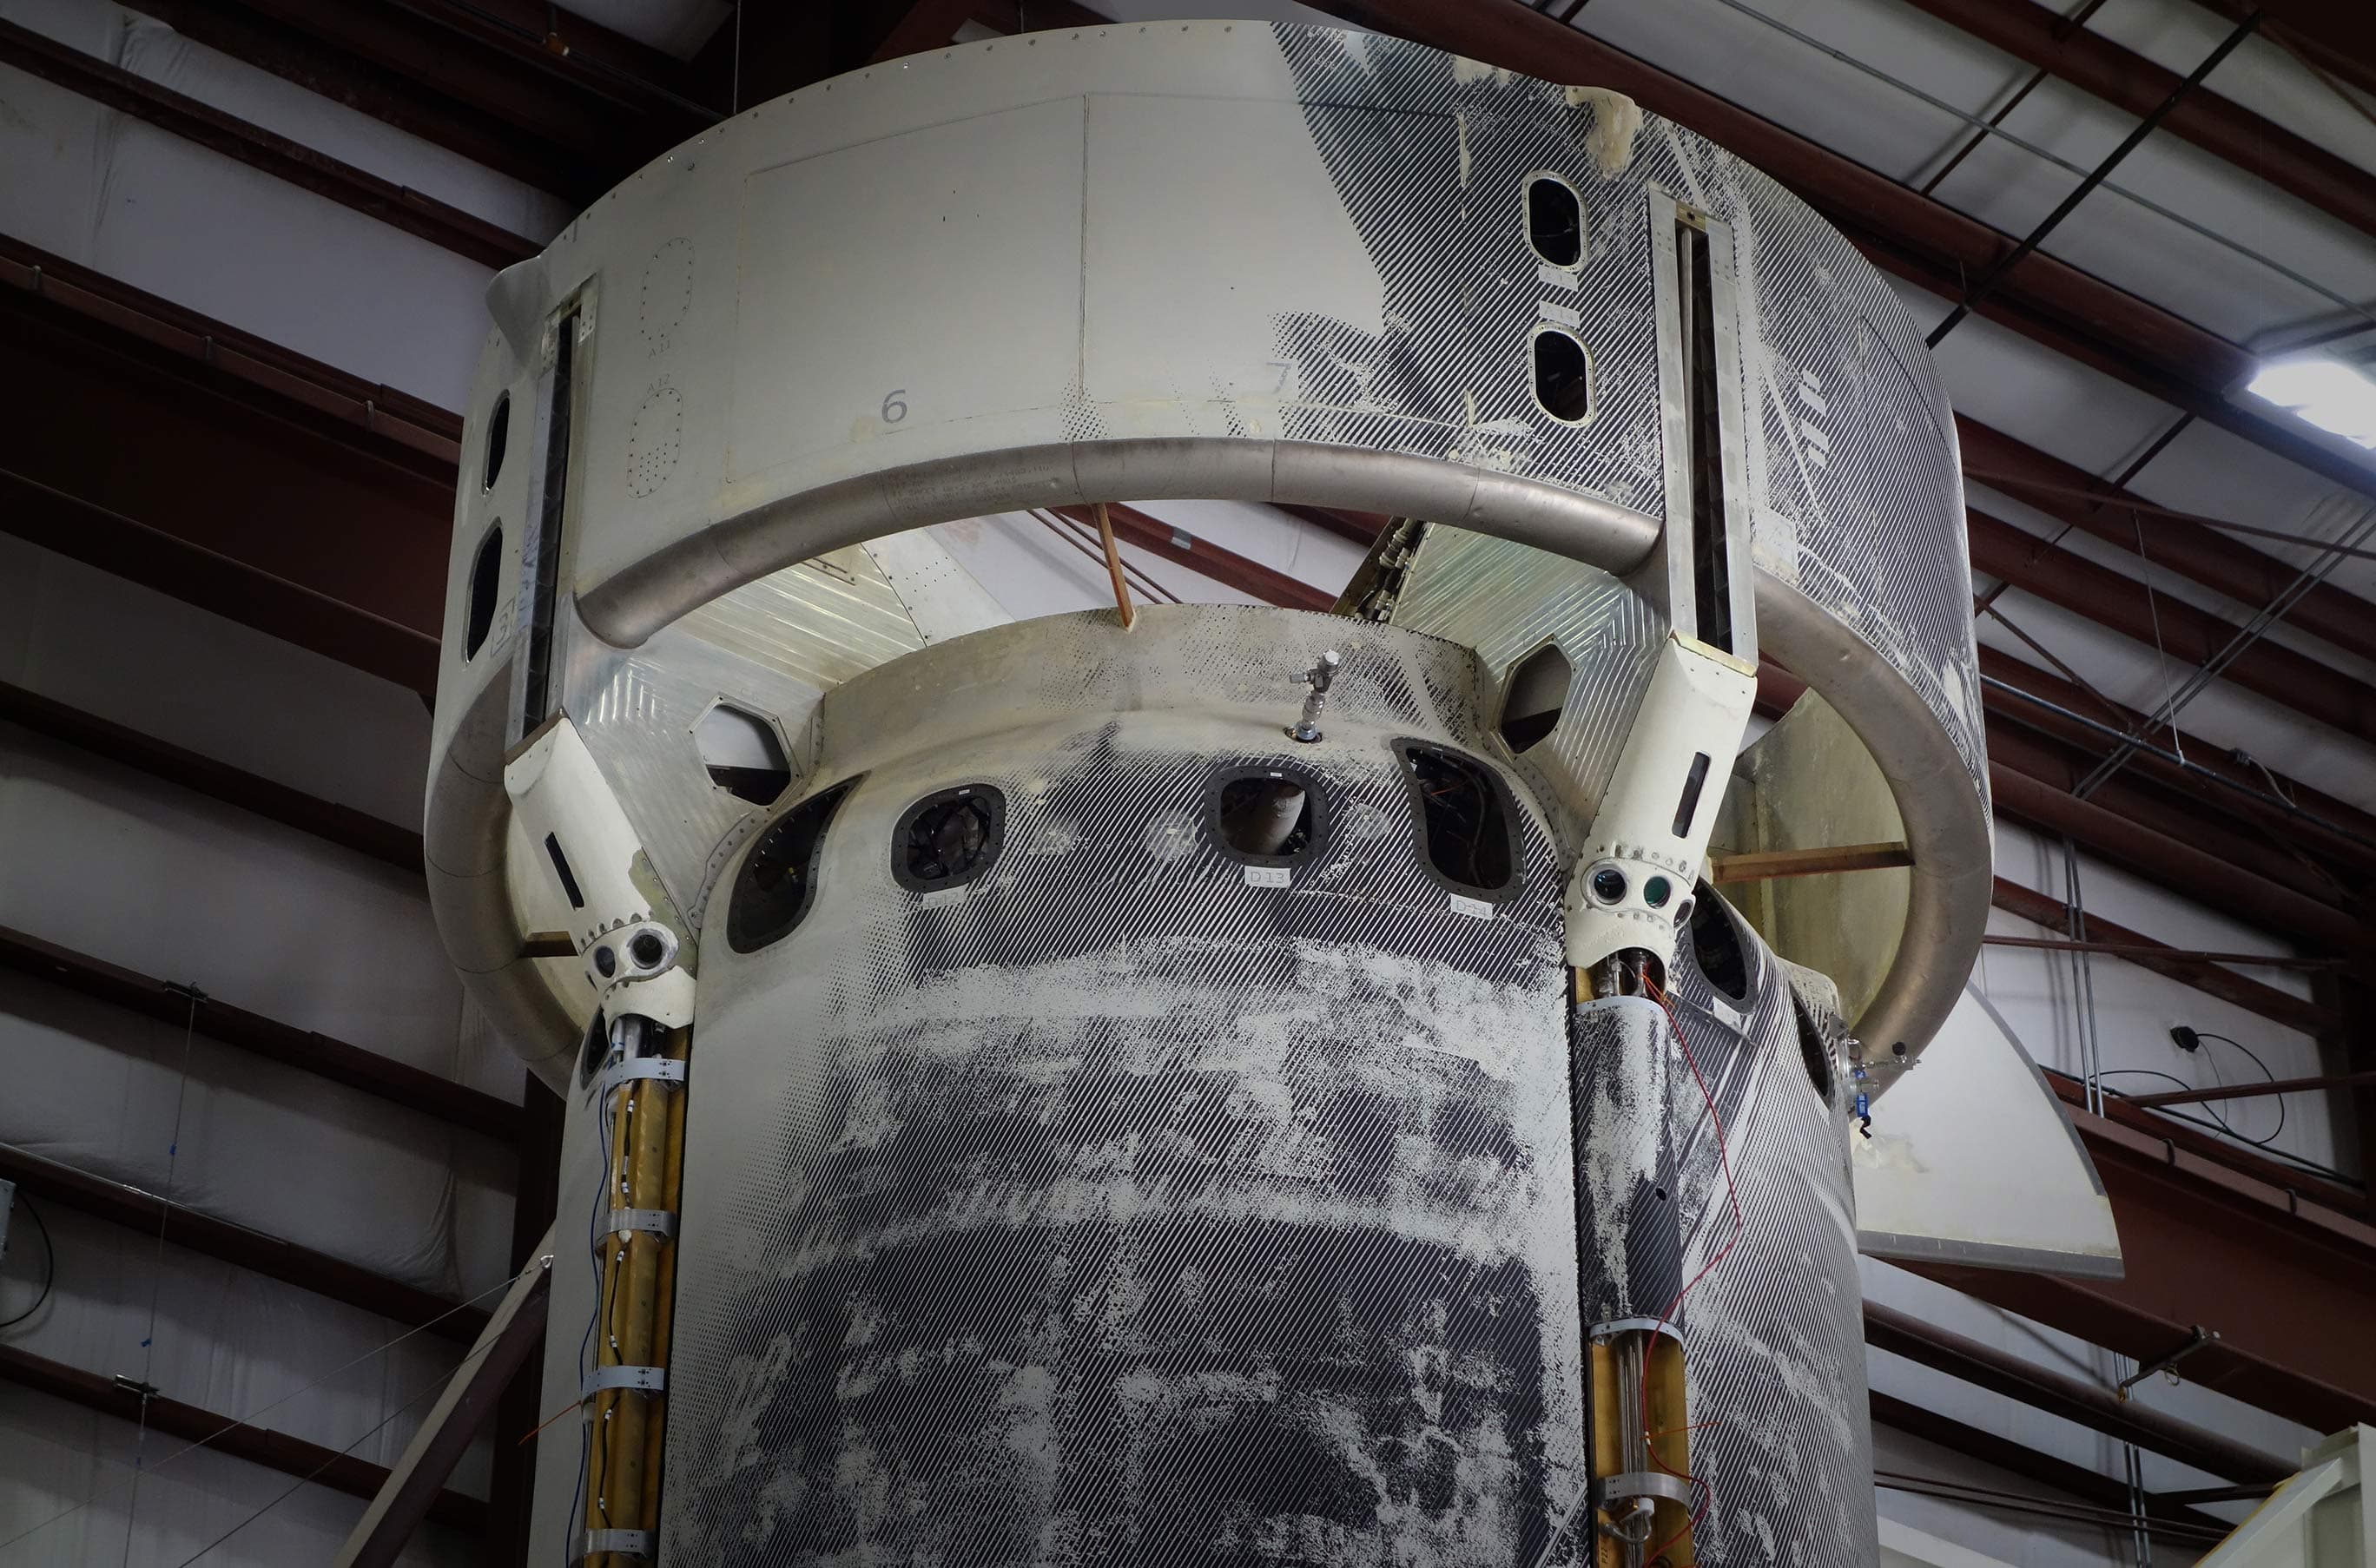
[600, 1208, 677, 1240]
[597, 1057, 686, 1097]
[1587, 1316, 1686, 1344]
[1592, 1471, 1695, 1506]
[2117, 1325, 2218, 1398]
[575, 1529, 654, 1561]
[581, 1364, 667, 1399]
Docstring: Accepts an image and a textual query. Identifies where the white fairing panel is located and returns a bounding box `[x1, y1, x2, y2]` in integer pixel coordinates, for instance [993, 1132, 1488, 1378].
[2197, 1426, 2373, 1568]
[1853, 985, 2122, 1277]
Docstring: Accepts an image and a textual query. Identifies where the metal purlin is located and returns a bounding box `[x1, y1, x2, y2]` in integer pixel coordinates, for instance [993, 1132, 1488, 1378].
[580, 1018, 689, 1565]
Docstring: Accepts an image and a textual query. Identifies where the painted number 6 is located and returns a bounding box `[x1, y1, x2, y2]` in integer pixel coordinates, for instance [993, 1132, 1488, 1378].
[881, 390, 908, 424]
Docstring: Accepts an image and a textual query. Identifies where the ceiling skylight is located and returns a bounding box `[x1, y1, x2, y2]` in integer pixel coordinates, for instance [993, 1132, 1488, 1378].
[2248, 358, 2376, 450]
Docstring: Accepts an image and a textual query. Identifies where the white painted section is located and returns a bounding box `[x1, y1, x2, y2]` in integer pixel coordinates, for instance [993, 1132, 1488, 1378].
[1855, 985, 2122, 1274]
[2198, 1426, 2372, 1567]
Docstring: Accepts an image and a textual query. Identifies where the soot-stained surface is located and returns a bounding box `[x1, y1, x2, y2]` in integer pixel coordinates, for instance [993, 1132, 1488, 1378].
[659, 659, 1870, 1565]
[666, 715, 1585, 1566]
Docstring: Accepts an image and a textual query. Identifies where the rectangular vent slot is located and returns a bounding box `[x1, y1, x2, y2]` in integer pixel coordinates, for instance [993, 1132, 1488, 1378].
[518, 310, 578, 738]
[1678, 218, 1734, 657]
[544, 832, 585, 910]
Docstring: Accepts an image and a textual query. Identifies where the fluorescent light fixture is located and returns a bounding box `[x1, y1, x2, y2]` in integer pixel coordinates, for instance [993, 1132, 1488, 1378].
[2248, 358, 2376, 449]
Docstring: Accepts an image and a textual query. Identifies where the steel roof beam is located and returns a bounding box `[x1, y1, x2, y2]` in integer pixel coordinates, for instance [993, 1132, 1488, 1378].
[1989, 759, 2374, 955]
[0, 923, 519, 1142]
[1915, 1091, 2376, 1433]
[1864, 1298, 2293, 1483]
[121, 0, 715, 200]
[1310, 0, 2376, 508]
[0, 241, 450, 695]
[1979, 645, 2376, 882]
[1898, 0, 2376, 245]
[1868, 1392, 2234, 1541]
[0, 1345, 487, 1532]
[0, 681, 426, 875]
[1961, 416, 2376, 669]
[1968, 509, 2376, 750]
[1984, 718, 2363, 919]
[0, 18, 538, 269]
[1990, 876, 2344, 1040]
[0, 1144, 488, 1343]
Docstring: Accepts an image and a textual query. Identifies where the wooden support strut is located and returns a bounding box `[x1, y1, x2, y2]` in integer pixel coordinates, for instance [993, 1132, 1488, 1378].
[1092, 501, 1135, 631]
[1707, 841, 1912, 883]
[584, 1028, 690, 1565]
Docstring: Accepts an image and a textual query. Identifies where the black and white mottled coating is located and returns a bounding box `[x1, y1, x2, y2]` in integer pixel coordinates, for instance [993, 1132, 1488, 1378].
[658, 623, 1871, 1563]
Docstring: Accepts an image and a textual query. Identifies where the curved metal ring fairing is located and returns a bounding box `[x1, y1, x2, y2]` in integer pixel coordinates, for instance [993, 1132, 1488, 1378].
[426, 22, 1990, 1077]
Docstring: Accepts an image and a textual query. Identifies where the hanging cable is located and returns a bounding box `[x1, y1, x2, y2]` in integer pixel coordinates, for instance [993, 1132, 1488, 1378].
[1640, 966, 1745, 1564]
[0, 1255, 546, 1555]
[122, 985, 204, 1565]
[1918, 8, 2263, 347]
[0, 1190, 55, 1331]
[162, 1328, 519, 1567]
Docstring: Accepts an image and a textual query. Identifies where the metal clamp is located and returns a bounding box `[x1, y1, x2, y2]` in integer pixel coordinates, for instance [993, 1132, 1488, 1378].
[1587, 1316, 1685, 1344]
[597, 1057, 686, 1097]
[600, 1208, 677, 1240]
[575, 1528, 655, 1560]
[581, 1364, 667, 1399]
[1591, 1471, 1695, 1507]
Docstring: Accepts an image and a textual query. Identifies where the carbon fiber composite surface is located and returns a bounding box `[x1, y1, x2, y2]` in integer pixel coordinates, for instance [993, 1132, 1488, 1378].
[1270, 26, 1980, 809]
[658, 612, 1868, 1565]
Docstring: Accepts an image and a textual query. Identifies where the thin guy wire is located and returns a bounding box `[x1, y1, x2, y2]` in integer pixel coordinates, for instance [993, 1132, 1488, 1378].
[732, 0, 744, 115]
[1975, 671, 2376, 856]
[2131, 513, 2187, 769]
[1926, 10, 2263, 347]
[1684, 0, 2375, 337]
[122, 988, 201, 1565]
[1918, 0, 2109, 196]
[163, 1332, 514, 1567]
[2073, 497, 2376, 795]
[380, 0, 723, 122]
[0, 1260, 545, 1554]
[2062, 840, 2106, 1117]
[1966, 471, 2376, 560]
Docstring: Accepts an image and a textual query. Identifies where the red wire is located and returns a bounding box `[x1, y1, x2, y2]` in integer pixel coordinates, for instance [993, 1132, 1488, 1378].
[1634, 970, 1746, 1563]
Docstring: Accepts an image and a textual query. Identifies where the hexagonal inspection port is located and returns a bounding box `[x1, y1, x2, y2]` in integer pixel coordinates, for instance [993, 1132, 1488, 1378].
[696, 700, 793, 805]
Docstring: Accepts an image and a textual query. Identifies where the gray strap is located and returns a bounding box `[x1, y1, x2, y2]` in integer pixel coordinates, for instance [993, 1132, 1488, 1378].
[576, 1528, 654, 1560]
[597, 1057, 685, 1097]
[1593, 1471, 1694, 1506]
[601, 1208, 677, 1239]
[581, 1364, 667, 1398]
